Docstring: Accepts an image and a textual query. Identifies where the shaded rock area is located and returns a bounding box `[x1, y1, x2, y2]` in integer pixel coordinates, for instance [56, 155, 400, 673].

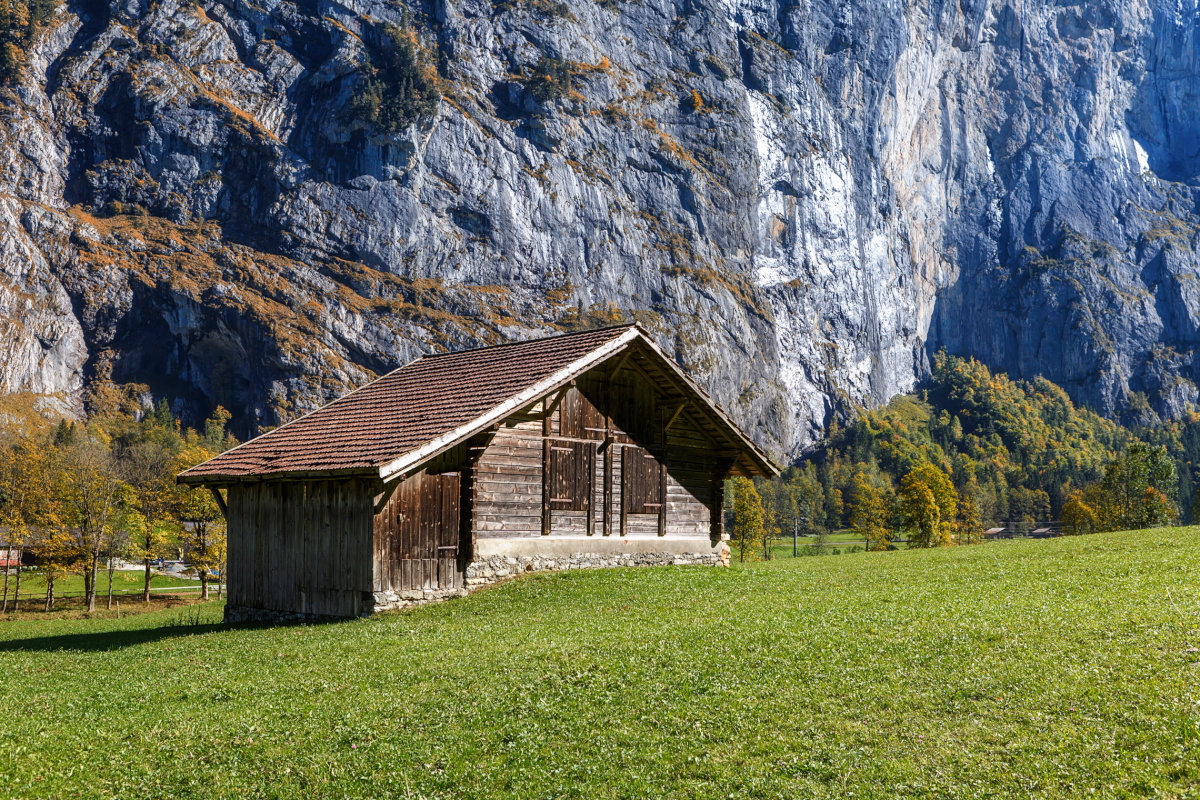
[2, 0, 1200, 456]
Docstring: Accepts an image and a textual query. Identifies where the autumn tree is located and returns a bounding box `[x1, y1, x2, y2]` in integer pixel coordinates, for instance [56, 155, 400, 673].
[756, 478, 785, 559]
[849, 473, 891, 551]
[955, 489, 983, 545]
[0, 434, 58, 612]
[730, 476, 765, 563]
[897, 463, 958, 547]
[1060, 490, 1099, 535]
[57, 436, 125, 612]
[174, 443, 227, 599]
[1093, 443, 1178, 531]
[111, 407, 186, 601]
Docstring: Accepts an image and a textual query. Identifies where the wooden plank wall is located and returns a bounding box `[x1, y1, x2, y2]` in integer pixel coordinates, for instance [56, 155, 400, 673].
[373, 469, 463, 593]
[226, 479, 373, 617]
[473, 371, 718, 543]
[474, 419, 545, 536]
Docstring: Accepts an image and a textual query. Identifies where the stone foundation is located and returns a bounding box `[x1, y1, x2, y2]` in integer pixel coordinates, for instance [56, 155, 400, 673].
[227, 551, 721, 621]
[368, 585, 471, 613]
[463, 551, 719, 588]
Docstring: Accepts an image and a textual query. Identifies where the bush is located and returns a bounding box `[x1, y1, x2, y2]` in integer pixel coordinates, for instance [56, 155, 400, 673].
[523, 56, 574, 103]
[0, 0, 57, 85]
[351, 25, 441, 133]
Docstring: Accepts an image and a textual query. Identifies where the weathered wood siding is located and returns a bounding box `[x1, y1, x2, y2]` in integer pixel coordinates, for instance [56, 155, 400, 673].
[473, 372, 720, 543]
[373, 469, 464, 593]
[226, 479, 374, 617]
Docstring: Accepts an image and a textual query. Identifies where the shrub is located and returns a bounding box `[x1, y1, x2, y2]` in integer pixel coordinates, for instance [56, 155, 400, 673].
[523, 56, 574, 103]
[351, 25, 441, 133]
[0, 0, 57, 85]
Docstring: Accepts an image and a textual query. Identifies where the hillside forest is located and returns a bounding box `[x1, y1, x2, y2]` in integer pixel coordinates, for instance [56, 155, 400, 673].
[732, 353, 1191, 557]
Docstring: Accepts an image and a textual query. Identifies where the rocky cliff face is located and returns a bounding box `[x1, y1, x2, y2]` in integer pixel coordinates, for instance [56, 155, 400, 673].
[2, 0, 1199, 457]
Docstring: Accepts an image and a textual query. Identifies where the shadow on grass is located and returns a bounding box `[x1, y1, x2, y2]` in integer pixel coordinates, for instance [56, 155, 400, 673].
[0, 617, 343, 653]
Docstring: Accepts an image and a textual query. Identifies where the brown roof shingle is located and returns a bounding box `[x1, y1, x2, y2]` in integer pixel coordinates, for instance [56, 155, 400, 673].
[180, 326, 637, 481]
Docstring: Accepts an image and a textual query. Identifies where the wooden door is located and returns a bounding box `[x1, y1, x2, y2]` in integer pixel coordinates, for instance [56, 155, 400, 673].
[375, 471, 463, 592]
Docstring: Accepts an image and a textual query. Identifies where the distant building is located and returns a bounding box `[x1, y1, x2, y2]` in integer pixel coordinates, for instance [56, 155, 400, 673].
[179, 326, 778, 620]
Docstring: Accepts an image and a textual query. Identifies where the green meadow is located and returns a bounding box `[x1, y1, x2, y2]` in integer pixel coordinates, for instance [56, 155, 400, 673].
[1, 529, 1198, 799]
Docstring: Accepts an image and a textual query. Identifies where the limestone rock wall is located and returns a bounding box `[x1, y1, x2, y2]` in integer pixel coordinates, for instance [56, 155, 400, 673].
[3, 0, 1200, 453]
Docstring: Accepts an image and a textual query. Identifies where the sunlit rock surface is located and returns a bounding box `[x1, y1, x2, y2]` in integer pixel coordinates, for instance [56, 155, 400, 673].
[2, 0, 1199, 457]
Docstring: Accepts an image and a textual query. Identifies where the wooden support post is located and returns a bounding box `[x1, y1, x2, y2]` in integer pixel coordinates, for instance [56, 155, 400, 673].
[542, 384, 572, 427]
[460, 463, 475, 568]
[603, 438, 613, 536]
[587, 443, 597, 536]
[657, 459, 667, 536]
[711, 458, 734, 545]
[619, 446, 628, 538]
[541, 437, 552, 536]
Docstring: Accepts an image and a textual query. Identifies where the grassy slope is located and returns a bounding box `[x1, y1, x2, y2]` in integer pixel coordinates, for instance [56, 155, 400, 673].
[1, 530, 1198, 799]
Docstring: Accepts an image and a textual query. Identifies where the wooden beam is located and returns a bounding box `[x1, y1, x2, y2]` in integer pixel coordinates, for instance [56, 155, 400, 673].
[208, 486, 228, 517]
[608, 348, 633, 378]
[541, 437, 552, 535]
[587, 442, 597, 536]
[664, 401, 688, 431]
[542, 382, 573, 421]
[460, 463, 475, 568]
[619, 447, 628, 537]
[603, 438, 613, 536]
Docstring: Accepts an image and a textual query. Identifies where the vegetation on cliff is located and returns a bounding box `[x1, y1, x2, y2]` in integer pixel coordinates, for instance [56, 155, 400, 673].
[0, 0, 55, 85]
[351, 25, 441, 133]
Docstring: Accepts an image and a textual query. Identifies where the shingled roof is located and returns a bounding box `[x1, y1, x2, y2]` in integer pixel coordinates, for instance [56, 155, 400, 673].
[179, 325, 777, 484]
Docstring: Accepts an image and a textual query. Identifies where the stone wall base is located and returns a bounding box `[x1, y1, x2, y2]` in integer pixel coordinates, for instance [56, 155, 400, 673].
[463, 551, 719, 588]
[227, 552, 720, 622]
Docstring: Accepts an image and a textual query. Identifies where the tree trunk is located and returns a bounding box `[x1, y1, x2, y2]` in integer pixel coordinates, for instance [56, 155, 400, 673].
[200, 569, 209, 601]
[216, 555, 224, 600]
[143, 558, 152, 602]
[1, 554, 9, 614]
[12, 550, 21, 612]
[83, 562, 92, 610]
[106, 557, 115, 610]
[45, 569, 54, 612]
[86, 552, 98, 613]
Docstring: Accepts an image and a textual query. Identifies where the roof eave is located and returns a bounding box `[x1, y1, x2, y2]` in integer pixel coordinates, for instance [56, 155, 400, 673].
[176, 466, 380, 486]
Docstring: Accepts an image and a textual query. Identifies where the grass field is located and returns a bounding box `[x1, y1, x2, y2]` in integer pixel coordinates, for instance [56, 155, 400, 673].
[1, 529, 1198, 798]
[5, 569, 202, 601]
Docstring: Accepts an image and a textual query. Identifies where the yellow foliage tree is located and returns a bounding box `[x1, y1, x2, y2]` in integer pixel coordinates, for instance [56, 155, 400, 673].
[898, 463, 958, 547]
[1060, 490, 1099, 535]
[174, 445, 226, 599]
[848, 473, 891, 551]
[730, 476, 764, 563]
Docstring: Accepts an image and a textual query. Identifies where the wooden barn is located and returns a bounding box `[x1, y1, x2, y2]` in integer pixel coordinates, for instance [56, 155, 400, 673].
[178, 325, 778, 620]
